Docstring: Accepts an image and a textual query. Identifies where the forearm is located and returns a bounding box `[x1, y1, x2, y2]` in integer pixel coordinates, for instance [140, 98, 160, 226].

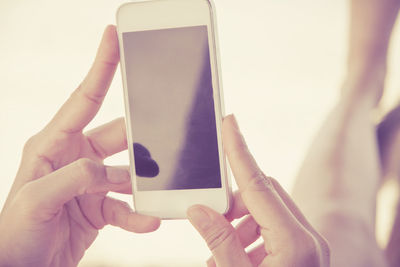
[347, 0, 399, 75]
[343, 0, 400, 103]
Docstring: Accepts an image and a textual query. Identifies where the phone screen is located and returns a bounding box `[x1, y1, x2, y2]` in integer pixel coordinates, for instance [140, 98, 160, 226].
[123, 25, 222, 191]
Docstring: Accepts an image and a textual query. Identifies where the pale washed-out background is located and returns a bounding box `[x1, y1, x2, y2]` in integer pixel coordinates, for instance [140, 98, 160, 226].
[1, 0, 400, 266]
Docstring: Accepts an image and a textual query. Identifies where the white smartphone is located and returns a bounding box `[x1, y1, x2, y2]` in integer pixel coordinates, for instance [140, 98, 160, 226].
[116, 0, 230, 219]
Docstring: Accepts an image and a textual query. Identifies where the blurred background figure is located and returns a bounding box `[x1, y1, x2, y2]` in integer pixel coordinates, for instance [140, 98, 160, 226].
[292, 0, 400, 266]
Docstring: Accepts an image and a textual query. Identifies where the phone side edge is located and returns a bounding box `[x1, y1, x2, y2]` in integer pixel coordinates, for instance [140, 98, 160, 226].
[206, 0, 232, 215]
[115, 6, 139, 213]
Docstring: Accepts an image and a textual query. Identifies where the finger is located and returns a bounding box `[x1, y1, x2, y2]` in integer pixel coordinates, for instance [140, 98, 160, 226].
[206, 257, 216, 267]
[225, 191, 248, 222]
[206, 244, 266, 267]
[104, 165, 132, 194]
[112, 183, 132, 194]
[187, 205, 252, 267]
[105, 160, 160, 194]
[223, 114, 300, 235]
[46, 25, 119, 134]
[102, 196, 160, 233]
[271, 179, 330, 266]
[85, 117, 127, 159]
[247, 244, 268, 266]
[270, 179, 314, 232]
[23, 158, 131, 213]
[235, 215, 260, 249]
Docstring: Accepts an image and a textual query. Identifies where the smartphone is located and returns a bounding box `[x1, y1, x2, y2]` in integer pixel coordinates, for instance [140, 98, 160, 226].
[116, 0, 230, 219]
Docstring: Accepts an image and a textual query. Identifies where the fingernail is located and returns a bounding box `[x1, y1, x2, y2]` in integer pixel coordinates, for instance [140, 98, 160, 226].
[230, 114, 247, 146]
[230, 114, 239, 130]
[106, 167, 130, 183]
[187, 206, 212, 230]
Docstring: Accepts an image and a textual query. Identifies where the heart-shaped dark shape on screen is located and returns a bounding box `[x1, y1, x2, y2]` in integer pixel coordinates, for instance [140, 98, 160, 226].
[133, 143, 159, 177]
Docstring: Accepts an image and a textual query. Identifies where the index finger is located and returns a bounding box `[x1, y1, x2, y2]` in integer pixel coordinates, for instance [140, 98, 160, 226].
[223, 115, 300, 235]
[46, 25, 119, 134]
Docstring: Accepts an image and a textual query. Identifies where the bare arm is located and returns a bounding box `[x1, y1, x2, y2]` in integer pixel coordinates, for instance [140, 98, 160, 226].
[292, 1, 399, 267]
[343, 0, 400, 104]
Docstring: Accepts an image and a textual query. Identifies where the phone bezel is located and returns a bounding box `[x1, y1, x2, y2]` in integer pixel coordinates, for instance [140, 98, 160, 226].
[116, 0, 230, 219]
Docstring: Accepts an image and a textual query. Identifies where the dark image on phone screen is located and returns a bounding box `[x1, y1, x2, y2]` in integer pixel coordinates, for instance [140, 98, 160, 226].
[123, 25, 221, 191]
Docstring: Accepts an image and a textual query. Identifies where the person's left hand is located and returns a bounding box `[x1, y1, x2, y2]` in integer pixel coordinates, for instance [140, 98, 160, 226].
[0, 25, 160, 266]
[187, 115, 330, 267]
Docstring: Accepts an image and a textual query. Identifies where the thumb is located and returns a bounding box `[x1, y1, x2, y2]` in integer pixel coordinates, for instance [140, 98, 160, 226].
[187, 205, 252, 267]
[20, 158, 130, 213]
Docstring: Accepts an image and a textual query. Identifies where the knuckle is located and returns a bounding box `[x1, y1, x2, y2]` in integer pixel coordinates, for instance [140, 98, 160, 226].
[204, 224, 236, 251]
[74, 158, 104, 193]
[75, 84, 103, 105]
[75, 158, 98, 179]
[227, 140, 248, 157]
[15, 183, 34, 203]
[22, 134, 40, 154]
[245, 171, 273, 192]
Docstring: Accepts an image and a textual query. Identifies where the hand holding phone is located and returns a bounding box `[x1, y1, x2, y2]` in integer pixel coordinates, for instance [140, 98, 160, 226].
[117, 0, 231, 218]
[188, 115, 330, 267]
[0, 26, 160, 266]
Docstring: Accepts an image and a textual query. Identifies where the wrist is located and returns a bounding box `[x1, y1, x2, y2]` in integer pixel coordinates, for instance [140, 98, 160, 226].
[341, 63, 386, 107]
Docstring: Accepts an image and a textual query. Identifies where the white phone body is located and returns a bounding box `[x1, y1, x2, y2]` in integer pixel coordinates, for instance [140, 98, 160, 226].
[116, 0, 230, 219]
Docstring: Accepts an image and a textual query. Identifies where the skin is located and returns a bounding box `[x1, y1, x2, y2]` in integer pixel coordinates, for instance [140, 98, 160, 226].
[342, 0, 400, 105]
[190, 1, 400, 266]
[292, 0, 400, 266]
[0, 25, 160, 267]
[5, 1, 400, 263]
[0, 25, 330, 266]
[188, 115, 330, 267]
[187, 2, 400, 266]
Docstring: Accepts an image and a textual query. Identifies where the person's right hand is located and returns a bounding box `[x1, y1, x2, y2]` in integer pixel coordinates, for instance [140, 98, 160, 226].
[0, 25, 160, 267]
[187, 115, 330, 267]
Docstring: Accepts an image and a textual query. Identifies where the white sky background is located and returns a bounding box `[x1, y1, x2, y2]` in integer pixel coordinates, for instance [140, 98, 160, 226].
[1, 0, 400, 266]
